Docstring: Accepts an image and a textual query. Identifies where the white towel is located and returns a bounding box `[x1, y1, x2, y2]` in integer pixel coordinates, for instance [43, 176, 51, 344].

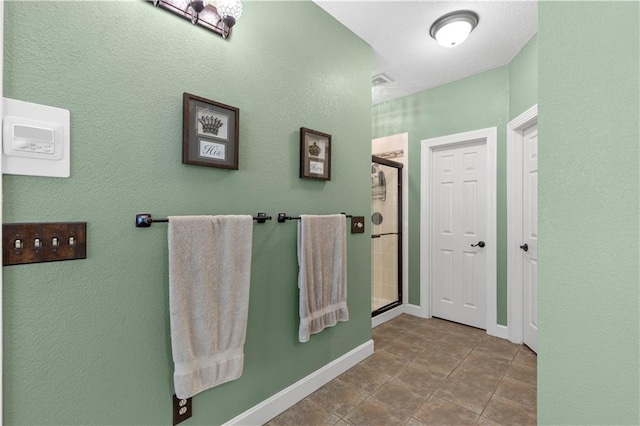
[297, 214, 349, 343]
[168, 215, 253, 399]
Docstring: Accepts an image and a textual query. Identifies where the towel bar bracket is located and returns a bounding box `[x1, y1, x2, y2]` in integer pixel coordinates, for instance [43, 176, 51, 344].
[255, 212, 271, 224]
[135, 214, 153, 227]
[277, 213, 292, 223]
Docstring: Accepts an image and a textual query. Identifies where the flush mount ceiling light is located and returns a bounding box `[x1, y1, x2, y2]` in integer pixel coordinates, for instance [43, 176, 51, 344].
[429, 10, 479, 48]
[149, 0, 243, 39]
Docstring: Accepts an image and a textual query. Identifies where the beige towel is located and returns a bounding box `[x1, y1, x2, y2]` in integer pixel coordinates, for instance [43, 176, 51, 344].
[298, 214, 349, 342]
[168, 215, 253, 399]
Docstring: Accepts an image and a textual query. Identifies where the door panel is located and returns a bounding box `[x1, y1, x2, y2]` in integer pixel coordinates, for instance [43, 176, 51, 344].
[523, 124, 538, 352]
[462, 251, 477, 307]
[462, 181, 478, 234]
[440, 182, 454, 234]
[431, 141, 487, 329]
[439, 249, 454, 303]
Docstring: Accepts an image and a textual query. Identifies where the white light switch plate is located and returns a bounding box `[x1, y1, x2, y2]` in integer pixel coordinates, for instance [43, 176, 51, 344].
[2, 97, 70, 178]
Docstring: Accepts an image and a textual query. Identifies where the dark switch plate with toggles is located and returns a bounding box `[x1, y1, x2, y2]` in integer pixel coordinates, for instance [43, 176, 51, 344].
[3, 222, 86, 266]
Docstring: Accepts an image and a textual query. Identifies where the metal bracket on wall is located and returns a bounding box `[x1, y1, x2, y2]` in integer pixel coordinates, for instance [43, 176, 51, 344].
[2, 222, 87, 266]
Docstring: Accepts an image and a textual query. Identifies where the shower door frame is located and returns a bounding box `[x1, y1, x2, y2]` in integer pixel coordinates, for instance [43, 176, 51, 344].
[371, 155, 403, 317]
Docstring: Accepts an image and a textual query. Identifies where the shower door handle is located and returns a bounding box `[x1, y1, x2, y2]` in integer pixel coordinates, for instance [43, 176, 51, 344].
[372, 233, 398, 238]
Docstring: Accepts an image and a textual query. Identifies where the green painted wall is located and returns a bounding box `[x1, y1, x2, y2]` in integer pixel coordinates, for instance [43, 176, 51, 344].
[538, 2, 640, 424]
[3, 1, 372, 424]
[509, 35, 538, 119]
[372, 37, 538, 326]
[372, 67, 510, 324]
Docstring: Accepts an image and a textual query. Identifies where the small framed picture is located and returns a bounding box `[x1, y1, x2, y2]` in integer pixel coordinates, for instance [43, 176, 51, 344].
[183, 92, 239, 169]
[300, 127, 331, 181]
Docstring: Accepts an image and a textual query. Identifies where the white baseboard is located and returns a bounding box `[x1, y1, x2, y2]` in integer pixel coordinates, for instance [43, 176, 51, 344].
[223, 340, 374, 426]
[404, 304, 426, 318]
[372, 304, 508, 342]
[372, 305, 405, 328]
[371, 304, 428, 328]
[488, 324, 509, 339]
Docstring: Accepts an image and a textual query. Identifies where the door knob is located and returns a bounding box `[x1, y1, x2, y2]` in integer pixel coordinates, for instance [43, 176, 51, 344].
[520, 243, 529, 252]
[470, 241, 485, 248]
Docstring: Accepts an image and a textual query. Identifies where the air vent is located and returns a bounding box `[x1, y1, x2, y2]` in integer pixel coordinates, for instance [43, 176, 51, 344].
[372, 73, 394, 86]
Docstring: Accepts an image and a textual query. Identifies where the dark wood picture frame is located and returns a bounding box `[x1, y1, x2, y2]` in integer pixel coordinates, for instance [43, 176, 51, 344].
[183, 92, 239, 170]
[300, 127, 331, 181]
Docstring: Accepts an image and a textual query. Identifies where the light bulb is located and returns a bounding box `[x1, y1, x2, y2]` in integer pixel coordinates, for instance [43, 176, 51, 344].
[435, 21, 473, 47]
[216, 0, 243, 27]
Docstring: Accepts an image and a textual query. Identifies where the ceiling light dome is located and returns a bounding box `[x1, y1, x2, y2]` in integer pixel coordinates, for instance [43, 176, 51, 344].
[430, 10, 479, 48]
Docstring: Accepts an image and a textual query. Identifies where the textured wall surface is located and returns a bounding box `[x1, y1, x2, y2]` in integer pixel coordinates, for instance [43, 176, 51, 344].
[509, 35, 538, 120]
[538, 2, 640, 424]
[372, 67, 510, 323]
[3, 1, 372, 424]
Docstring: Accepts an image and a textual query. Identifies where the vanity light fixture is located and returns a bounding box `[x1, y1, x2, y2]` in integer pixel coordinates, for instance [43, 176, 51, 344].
[149, 0, 243, 39]
[429, 10, 479, 48]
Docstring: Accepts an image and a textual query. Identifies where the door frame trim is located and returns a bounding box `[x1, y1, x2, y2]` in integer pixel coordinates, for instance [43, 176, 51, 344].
[420, 127, 498, 335]
[506, 104, 538, 344]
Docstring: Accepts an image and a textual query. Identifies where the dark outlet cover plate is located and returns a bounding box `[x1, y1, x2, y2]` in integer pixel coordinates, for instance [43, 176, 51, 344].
[351, 216, 365, 234]
[173, 395, 192, 425]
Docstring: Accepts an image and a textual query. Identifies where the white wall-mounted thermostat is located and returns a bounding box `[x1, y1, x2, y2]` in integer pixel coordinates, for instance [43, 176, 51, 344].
[2, 97, 70, 178]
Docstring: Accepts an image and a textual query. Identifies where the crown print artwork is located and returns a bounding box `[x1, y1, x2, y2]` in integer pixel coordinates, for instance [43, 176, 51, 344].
[183, 93, 239, 170]
[308, 142, 321, 157]
[300, 128, 331, 181]
[198, 115, 225, 136]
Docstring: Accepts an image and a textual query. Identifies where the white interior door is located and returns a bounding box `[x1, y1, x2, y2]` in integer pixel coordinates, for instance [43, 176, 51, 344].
[522, 123, 538, 352]
[431, 141, 488, 329]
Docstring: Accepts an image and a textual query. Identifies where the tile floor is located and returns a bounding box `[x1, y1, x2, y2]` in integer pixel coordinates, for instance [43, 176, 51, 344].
[266, 314, 536, 425]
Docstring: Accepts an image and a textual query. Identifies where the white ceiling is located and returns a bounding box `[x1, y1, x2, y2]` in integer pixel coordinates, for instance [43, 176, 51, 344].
[313, 1, 538, 105]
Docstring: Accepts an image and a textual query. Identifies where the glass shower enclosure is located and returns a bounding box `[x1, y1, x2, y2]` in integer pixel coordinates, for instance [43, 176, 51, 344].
[371, 156, 403, 316]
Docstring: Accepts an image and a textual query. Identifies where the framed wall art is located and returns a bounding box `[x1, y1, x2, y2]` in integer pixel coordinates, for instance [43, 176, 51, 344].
[183, 92, 239, 169]
[300, 127, 331, 181]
